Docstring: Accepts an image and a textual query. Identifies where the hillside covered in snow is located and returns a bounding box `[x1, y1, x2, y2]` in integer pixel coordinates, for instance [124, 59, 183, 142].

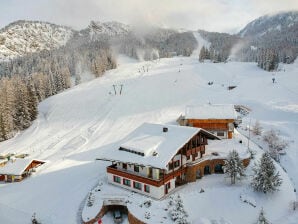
[0, 20, 74, 61]
[0, 52, 297, 223]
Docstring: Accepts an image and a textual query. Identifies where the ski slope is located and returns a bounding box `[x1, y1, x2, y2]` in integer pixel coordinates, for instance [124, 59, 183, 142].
[0, 54, 298, 223]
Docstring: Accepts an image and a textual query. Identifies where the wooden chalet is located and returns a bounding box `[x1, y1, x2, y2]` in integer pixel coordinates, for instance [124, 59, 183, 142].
[0, 158, 45, 182]
[178, 104, 237, 139]
[99, 123, 220, 199]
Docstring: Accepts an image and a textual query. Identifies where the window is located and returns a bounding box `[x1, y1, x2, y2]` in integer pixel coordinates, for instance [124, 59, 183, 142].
[122, 163, 127, 169]
[134, 165, 139, 172]
[217, 132, 225, 137]
[113, 176, 121, 183]
[123, 178, 131, 186]
[174, 160, 180, 168]
[133, 181, 142, 190]
[144, 185, 150, 193]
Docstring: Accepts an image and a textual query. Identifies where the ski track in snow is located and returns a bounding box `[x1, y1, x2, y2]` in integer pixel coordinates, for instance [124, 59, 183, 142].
[0, 54, 298, 223]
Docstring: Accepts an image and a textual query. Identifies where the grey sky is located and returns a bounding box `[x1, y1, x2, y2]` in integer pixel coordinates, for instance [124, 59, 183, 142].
[1, 0, 298, 33]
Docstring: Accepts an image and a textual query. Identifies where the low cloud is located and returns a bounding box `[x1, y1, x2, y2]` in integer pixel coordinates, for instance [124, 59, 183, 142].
[1, 0, 298, 33]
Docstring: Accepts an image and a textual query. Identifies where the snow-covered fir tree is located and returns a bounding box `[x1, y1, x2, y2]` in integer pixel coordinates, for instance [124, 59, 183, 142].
[224, 150, 245, 184]
[170, 195, 190, 224]
[251, 152, 282, 194]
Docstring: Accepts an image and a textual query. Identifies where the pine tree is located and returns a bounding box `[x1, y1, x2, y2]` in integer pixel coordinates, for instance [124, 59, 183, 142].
[13, 78, 31, 130]
[27, 82, 38, 121]
[251, 152, 282, 193]
[224, 150, 245, 184]
[199, 46, 206, 62]
[256, 208, 270, 224]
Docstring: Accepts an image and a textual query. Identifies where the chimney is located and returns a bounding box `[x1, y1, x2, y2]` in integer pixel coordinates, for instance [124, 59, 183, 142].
[163, 127, 168, 133]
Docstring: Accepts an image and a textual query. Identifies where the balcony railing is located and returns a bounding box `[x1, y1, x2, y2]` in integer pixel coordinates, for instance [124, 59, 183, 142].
[107, 164, 187, 187]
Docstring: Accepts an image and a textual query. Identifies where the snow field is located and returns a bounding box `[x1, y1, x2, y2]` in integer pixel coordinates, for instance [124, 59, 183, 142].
[0, 53, 297, 223]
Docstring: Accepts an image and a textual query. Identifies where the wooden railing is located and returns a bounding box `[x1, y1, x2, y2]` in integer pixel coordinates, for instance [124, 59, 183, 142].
[107, 165, 187, 187]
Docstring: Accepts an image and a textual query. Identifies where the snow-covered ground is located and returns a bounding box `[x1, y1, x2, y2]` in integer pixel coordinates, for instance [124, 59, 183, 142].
[0, 53, 298, 223]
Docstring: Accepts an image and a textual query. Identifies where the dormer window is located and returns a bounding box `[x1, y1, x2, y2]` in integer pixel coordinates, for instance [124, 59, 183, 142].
[134, 165, 139, 172]
[122, 163, 127, 169]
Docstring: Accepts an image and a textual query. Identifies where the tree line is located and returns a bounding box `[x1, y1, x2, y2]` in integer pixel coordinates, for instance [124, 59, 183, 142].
[0, 37, 116, 142]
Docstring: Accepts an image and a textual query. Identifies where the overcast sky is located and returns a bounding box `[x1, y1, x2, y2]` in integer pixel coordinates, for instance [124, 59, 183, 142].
[1, 0, 298, 33]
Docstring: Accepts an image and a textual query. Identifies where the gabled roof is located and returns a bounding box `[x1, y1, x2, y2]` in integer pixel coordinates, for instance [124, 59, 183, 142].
[185, 104, 237, 120]
[0, 159, 42, 176]
[99, 123, 218, 169]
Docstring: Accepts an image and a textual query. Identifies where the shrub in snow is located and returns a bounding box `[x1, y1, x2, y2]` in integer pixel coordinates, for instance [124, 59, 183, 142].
[252, 120, 263, 136]
[240, 194, 256, 208]
[248, 148, 256, 159]
[251, 152, 282, 194]
[256, 208, 270, 224]
[224, 150, 245, 184]
[31, 213, 42, 224]
[144, 211, 151, 219]
[143, 200, 152, 208]
[263, 129, 289, 162]
[87, 192, 95, 207]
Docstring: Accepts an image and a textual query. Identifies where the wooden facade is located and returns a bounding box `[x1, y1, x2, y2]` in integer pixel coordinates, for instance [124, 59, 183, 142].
[185, 157, 250, 182]
[182, 118, 235, 139]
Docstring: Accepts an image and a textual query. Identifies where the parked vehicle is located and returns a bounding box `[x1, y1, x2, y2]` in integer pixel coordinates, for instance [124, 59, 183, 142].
[113, 210, 122, 223]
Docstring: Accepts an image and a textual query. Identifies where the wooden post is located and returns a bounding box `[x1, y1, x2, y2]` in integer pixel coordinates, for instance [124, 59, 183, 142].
[112, 85, 117, 95]
[120, 84, 123, 95]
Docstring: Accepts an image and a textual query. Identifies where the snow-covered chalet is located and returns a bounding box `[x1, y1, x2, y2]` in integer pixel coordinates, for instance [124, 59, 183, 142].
[100, 123, 225, 199]
[177, 104, 238, 139]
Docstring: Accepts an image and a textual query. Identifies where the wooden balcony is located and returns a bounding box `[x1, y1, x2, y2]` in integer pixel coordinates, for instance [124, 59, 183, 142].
[107, 164, 187, 187]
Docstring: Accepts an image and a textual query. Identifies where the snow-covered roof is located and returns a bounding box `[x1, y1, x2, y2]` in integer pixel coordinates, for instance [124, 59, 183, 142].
[185, 104, 237, 120]
[0, 159, 40, 176]
[100, 123, 218, 169]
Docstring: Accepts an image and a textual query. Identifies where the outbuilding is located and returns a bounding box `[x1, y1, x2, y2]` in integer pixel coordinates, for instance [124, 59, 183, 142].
[0, 158, 45, 182]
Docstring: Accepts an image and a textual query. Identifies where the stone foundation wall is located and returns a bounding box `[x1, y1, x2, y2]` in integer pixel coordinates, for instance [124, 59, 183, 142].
[186, 157, 250, 182]
[128, 210, 146, 224]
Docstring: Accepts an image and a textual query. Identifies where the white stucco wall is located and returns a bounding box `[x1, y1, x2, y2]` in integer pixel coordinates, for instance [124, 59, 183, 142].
[107, 173, 169, 199]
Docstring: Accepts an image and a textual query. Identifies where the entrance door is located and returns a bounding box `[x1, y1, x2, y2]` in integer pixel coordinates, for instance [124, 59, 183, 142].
[204, 165, 211, 175]
[214, 164, 224, 173]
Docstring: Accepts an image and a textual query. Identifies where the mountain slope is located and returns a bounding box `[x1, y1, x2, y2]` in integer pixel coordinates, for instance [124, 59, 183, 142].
[0, 20, 74, 61]
[0, 55, 297, 223]
[233, 11, 298, 64]
[86, 21, 130, 39]
[239, 11, 298, 38]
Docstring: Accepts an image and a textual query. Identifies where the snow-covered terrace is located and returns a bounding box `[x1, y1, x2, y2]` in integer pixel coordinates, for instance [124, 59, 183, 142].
[205, 138, 250, 159]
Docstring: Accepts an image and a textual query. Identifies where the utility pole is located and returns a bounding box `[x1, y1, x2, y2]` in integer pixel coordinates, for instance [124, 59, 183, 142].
[112, 85, 117, 95]
[248, 118, 251, 150]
